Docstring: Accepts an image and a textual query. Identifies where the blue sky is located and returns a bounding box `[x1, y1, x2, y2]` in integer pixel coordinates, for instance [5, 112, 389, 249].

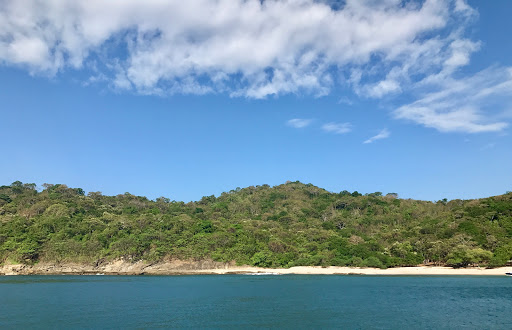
[1, 0, 511, 201]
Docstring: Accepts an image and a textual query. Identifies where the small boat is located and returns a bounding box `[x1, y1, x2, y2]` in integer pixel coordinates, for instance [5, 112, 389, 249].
[506, 273, 512, 276]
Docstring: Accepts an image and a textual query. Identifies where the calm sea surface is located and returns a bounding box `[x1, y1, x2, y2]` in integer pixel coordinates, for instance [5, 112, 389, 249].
[1, 275, 511, 329]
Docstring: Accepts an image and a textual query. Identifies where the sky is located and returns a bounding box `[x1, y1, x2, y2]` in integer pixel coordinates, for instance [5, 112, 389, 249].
[0, 0, 511, 202]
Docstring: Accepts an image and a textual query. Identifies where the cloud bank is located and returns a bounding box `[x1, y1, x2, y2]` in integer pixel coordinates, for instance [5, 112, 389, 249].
[0, 0, 510, 133]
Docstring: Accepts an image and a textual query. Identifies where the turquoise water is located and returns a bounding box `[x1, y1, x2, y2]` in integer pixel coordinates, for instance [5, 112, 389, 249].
[1, 275, 511, 329]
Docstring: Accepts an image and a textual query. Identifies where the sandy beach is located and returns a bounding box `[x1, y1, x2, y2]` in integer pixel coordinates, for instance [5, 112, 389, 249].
[1, 260, 511, 276]
[202, 266, 512, 276]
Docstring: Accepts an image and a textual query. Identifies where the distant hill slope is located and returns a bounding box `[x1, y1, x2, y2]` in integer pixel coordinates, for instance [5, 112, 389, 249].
[1, 181, 511, 268]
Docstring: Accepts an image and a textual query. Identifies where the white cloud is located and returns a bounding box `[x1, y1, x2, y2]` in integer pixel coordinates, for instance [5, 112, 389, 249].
[322, 122, 352, 134]
[454, 0, 477, 17]
[0, 0, 509, 134]
[364, 79, 402, 98]
[364, 129, 390, 144]
[0, 0, 453, 97]
[287, 118, 312, 129]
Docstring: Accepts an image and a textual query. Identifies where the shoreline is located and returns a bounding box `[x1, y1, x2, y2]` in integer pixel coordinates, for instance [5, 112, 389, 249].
[1, 260, 511, 276]
[197, 266, 512, 276]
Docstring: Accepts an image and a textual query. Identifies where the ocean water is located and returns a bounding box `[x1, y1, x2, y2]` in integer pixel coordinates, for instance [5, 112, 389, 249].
[1, 275, 511, 329]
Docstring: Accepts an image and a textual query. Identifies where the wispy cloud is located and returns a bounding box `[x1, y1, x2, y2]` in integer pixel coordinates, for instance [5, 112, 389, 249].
[322, 122, 352, 134]
[364, 129, 390, 144]
[393, 67, 511, 133]
[287, 118, 312, 129]
[337, 97, 354, 106]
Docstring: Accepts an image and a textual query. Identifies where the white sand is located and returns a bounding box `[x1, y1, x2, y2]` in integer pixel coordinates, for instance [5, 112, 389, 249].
[192, 266, 512, 276]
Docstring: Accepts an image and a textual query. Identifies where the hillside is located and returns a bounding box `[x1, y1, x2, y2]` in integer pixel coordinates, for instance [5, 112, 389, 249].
[1, 181, 511, 268]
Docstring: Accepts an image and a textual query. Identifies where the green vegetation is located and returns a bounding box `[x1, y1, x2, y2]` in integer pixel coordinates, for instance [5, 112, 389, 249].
[1, 181, 511, 268]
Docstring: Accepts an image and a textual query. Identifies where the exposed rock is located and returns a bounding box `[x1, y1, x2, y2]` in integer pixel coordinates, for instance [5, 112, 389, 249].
[0, 259, 236, 275]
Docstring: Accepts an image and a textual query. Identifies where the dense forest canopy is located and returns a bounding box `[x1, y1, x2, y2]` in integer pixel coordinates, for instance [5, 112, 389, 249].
[1, 181, 511, 268]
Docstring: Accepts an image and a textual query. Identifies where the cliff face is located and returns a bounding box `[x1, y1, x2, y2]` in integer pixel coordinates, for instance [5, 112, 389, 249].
[0, 259, 236, 275]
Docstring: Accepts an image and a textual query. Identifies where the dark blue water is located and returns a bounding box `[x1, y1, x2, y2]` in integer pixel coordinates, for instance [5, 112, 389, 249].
[1, 275, 511, 329]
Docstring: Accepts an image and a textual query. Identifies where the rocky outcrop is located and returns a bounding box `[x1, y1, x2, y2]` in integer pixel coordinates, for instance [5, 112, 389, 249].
[0, 259, 237, 275]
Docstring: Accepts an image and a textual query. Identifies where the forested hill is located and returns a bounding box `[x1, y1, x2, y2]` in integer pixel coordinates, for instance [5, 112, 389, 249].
[1, 181, 511, 268]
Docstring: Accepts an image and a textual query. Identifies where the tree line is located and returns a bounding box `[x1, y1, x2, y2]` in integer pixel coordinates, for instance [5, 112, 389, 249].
[0, 181, 511, 268]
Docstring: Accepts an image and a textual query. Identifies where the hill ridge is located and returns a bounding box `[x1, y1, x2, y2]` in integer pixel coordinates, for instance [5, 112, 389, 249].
[1, 181, 511, 268]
